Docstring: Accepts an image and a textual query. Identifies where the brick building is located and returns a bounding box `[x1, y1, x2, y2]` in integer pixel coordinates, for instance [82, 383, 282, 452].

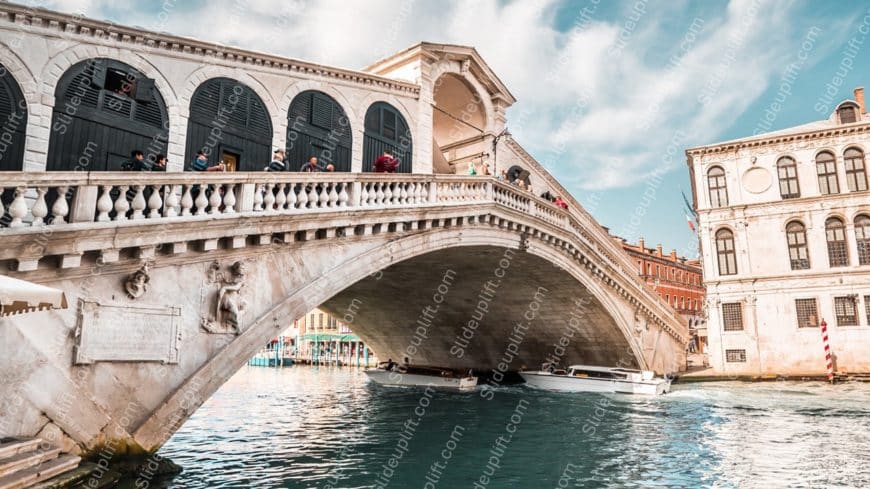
[616, 237, 707, 353]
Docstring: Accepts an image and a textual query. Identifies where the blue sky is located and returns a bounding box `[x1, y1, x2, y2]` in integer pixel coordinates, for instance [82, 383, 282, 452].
[44, 0, 870, 254]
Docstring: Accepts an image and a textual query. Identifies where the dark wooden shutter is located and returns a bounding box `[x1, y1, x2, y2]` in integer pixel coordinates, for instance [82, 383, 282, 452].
[90, 59, 107, 88]
[133, 77, 155, 102]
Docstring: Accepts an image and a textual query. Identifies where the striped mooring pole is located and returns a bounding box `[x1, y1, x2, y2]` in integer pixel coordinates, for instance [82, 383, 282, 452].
[820, 319, 835, 383]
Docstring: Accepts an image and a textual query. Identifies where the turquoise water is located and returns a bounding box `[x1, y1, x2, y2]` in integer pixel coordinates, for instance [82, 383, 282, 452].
[150, 366, 870, 488]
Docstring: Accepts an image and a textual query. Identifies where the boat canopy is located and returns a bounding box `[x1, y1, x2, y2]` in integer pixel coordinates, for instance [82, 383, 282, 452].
[0, 275, 68, 317]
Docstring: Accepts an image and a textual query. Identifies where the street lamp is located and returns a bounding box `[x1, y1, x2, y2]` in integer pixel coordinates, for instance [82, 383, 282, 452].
[492, 127, 511, 177]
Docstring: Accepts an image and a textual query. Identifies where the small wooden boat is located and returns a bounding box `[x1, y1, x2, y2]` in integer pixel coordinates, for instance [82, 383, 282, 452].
[364, 364, 477, 390]
[519, 365, 671, 395]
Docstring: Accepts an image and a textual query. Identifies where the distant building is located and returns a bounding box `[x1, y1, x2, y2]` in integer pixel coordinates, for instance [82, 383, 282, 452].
[686, 87, 870, 376]
[615, 237, 707, 353]
[289, 308, 375, 367]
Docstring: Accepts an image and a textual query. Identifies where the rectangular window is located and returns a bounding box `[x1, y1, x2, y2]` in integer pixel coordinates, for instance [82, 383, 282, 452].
[865, 296, 870, 325]
[656, 265, 661, 277]
[795, 298, 819, 328]
[834, 296, 859, 326]
[725, 349, 746, 362]
[665, 294, 670, 304]
[722, 303, 743, 331]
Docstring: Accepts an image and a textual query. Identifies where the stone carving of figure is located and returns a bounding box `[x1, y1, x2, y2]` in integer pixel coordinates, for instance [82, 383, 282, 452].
[217, 261, 247, 333]
[125, 262, 151, 299]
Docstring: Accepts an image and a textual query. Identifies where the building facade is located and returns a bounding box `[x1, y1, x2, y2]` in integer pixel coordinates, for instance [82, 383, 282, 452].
[617, 238, 707, 352]
[687, 87, 870, 376]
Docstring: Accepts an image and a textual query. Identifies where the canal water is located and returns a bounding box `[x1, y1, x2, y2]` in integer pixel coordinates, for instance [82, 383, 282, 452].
[144, 366, 869, 488]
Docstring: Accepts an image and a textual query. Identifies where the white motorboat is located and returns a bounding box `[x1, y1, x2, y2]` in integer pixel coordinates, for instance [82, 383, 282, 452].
[364, 365, 478, 390]
[519, 365, 671, 395]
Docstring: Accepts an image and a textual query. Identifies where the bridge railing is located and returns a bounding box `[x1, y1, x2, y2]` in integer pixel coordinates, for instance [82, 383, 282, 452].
[0, 173, 513, 228]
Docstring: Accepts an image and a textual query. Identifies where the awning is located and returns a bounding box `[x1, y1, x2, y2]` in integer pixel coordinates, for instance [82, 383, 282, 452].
[0, 275, 69, 317]
[300, 333, 361, 342]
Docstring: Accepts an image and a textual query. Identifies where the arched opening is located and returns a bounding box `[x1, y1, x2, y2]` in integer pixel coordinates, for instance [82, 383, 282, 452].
[362, 101, 412, 173]
[0, 64, 27, 171]
[47, 58, 169, 171]
[286, 90, 352, 171]
[432, 73, 487, 174]
[185, 77, 272, 171]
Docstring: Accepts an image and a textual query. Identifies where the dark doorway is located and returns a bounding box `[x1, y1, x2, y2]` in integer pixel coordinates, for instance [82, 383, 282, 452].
[287, 91, 352, 171]
[185, 78, 272, 171]
[46, 58, 168, 171]
[0, 64, 27, 172]
[362, 102, 412, 173]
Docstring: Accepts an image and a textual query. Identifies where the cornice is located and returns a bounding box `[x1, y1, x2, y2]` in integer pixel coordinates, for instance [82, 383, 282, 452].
[686, 121, 870, 158]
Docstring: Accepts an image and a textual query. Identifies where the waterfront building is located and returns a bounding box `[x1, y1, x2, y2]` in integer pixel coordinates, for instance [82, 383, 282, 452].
[686, 87, 870, 376]
[616, 237, 707, 354]
[292, 308, 376, 367]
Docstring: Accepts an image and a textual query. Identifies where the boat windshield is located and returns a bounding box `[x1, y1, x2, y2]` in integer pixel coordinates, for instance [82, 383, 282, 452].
[570, 369, 628, 380]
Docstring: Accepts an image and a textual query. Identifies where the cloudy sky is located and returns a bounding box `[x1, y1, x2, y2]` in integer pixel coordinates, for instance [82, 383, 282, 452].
[39, 0, 870, 253]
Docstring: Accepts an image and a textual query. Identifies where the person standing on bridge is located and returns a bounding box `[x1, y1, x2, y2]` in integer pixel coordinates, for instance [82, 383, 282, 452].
[191, 151, 225, 172]
[300, 155, 322, 172]
[266, 149, 286, 172]
[373, 151, 398, 173]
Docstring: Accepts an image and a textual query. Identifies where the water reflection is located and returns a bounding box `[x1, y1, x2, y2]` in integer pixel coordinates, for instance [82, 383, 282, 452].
[145, 367, 870, 488]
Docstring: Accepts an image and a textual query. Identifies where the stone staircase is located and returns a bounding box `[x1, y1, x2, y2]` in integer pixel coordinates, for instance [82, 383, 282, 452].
[0, 439, 80, 489]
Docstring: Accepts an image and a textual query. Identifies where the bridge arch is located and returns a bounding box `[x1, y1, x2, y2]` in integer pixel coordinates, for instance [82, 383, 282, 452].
[46, 58, 170, 171]
[184, 77, 274, 171]
[286, 90, 353, 171]
[134, 222, 646, 450]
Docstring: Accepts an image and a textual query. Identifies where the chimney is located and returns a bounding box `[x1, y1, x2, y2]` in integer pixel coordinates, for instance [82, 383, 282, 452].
[656, 244, 663, 257]
[855, 87, 866, 115]
[638, 237, 645, 251]
[670, 249, 677, 261]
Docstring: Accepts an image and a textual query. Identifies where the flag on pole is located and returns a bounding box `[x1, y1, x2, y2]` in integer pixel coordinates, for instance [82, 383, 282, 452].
[680, 188, 697, 218]
[686, 214, 696, 233]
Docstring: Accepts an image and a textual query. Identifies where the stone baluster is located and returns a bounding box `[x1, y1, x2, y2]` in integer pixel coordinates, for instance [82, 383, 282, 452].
[8, 186, 27, 227]
[383, 183, 393, 205]
[400, 183, 409, 204]
[164, 185, 180, 218]
[287, 184, 298, 209]
[360, 183, 369, 207]
[115, 185, 130, 221]
[180, 185, 193, 216]
[338, 183, 349, 207]
[96, 185, 113, 221]
[147, 185, 163, 218]
[319, 184, 330, 208]
[208, 184, 222, 214]
[253, 184, 264, 211]
[30, 187, 48, 226]
[194, 184, 209, 215]
[263, 183, 276, 212]
[52, 185, 70, 224]
[327, 184, 338, 208]
[130, 185, 146, 220]
[223, 183, 236, 213]
[275, 183, 287, 211]
[297, 184, 308, 209]
[307, 185, 318, 209]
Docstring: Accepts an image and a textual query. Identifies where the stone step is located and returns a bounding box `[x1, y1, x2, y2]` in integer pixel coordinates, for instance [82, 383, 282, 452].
[31, 462, 120, 489]
[0, 455, 81, 489]
[0, 441, 41, 461]
[0, 449, 61, 478]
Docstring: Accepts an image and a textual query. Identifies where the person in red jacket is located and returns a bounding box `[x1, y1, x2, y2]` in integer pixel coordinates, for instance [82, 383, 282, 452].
[373, 151, 398, 173]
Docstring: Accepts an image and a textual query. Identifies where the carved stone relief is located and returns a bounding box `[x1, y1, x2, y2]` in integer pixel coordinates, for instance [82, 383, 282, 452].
[200, 260, 249, 334]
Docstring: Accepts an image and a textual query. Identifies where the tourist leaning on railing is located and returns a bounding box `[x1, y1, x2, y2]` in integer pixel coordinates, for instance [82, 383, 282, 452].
[373, 151, 398, 173]
[299, 155, 322, 172]
[266, 149, 286, 172]
[191, 150, 225, 172]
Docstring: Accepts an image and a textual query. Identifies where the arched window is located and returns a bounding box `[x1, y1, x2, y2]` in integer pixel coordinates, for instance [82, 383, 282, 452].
[776, 156, 800, 199]
[825, 217, 848, 267]
[838, 103, 858, 124]
[707, 166, 728, 207]
[363, 102, 412, 173]
[715, 228, 737, 276]
[856, 214, 870, 265]
[47, 58, 168, 171]
[287, 91, 352, 171]
[185, 77, 272, 171]
[816, 151, 839, 195]
[844, 148, 868, 192]
[0, 64, 27, 171]
[786, 221, 810, 270]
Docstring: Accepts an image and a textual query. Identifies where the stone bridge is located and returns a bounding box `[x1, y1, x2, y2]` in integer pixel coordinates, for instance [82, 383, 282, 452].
[0, 171, 688, 456]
